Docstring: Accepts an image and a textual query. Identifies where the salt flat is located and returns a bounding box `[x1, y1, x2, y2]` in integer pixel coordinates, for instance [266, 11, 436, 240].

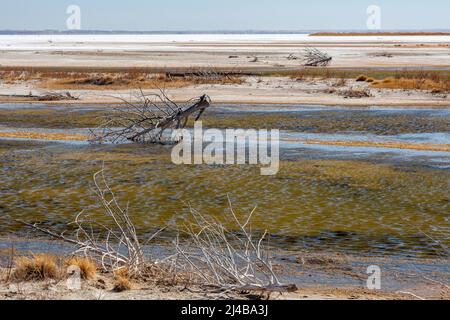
[0, 34, 449, 69]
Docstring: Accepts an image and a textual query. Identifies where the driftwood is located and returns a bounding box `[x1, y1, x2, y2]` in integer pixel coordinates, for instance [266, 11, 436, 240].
[37, 91, 79, 101]
[90, 90, 211, 144]
[0, 91, 79, 101]
[302, 47, 332, 67]
[174, 197, 296, 292]
[165, 69, 242, 81]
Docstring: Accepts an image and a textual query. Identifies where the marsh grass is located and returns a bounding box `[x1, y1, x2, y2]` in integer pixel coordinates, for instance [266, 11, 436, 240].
[372, 77, 449, 92]
[0, 70, 243, 90]
[2, 67, 448, 88]
[353, 72, 450, 92]
[266, 68, 450, 84]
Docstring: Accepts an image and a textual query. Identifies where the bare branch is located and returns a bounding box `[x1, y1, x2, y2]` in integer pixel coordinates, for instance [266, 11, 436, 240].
[301, 47, 332, 67]
[173, 201, 296, 293]
[90, 90, 211, 144]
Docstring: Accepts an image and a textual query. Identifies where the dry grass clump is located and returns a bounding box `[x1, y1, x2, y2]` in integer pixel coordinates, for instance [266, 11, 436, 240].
[113, 269, 133, 292]
[113, 276, 132, 292]
[338, 87, 372, 98]
[13, 254, 60, 281]
[65, 256, 97, 280]
[356, 75, 368, 82]
[355, 75, 374, 83]
[331, 78, 347, 87]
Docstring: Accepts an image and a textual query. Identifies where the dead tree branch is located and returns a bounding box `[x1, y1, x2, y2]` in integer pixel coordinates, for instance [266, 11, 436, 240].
[301, 48, 332, 67]
[174, 197, 296, 293]
[90, 90, 211, 144]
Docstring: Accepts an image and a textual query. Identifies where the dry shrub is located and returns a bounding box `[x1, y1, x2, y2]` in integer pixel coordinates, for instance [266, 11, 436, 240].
[332, 78, 347, 87]
[113, 276, 132, 292]
[356, 75, 368, 82]
[339, 87, 372, 98]
[70, 74, 116, 86]
[65, 256, 97, 280]
[365, 77, 375, 83]
[113, 269, 133, 292]
[13, 254, 60, 281]
[322, 88, 337, 94]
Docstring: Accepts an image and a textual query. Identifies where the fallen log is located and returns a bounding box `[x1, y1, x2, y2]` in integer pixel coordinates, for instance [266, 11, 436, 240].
[90, 90, 211, 144]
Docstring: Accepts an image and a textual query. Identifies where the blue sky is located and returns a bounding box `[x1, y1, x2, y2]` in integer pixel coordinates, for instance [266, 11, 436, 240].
[1, 0, 449, 31]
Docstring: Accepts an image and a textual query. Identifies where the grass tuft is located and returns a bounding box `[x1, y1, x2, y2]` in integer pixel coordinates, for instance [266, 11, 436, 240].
[65, 256, 97, 280]
[13, 254, 60, 281]
[113, 269, 133, 292]
[356, 75, 368, 82]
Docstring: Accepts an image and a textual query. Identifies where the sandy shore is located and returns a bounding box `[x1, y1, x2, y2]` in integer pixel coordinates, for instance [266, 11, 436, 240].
[0, 279, 424, 300]
[0, 76, 449, 107]
[1, 237, 447, 301]
[0, 34, 448, 106]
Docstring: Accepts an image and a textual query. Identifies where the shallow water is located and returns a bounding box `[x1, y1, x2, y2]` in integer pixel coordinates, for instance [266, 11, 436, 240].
[0, 104, 449, 259]
[0, 140, 448, 258]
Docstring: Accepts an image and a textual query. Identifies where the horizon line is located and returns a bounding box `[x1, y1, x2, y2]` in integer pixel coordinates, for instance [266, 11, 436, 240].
[1, 28, 450, 35]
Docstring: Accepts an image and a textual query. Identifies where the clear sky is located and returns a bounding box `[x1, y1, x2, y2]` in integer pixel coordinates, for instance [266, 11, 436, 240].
[1, 0, 449, 31]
